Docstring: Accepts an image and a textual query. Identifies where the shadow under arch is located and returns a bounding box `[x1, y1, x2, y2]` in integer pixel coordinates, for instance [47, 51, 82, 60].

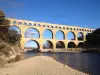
[9, 26, 21, 34]
[78, 42, 84, 48]
[43, 40, 53, 49]
[56, 30, 65, 40]
[43, 29, 53, 39]
[77, 32, 84, 41]
[67, 31, 76, 40]
[24, 40, 40, 51]
[24, 27, 40, 38]
[68, 41, 76, 48]
[86, 33, 89, 40]
[56, 41, 65, 48]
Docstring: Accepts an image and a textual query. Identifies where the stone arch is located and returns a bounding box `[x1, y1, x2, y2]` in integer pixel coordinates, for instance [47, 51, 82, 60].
[56, 41, 65, 48]
[24, 27, 40, 38]
[9, 26, 21, 34]
[43, 40, 53, 49]
[55, 26, 58, 28]
[29, 23, 32, 26]
[43, 29, 53, 39]
[67, 31, 75, 40]
[13, 21, 16, 24]
[38, 24, 41, 27]
[18, 22, 22, 25]
[24, 22, 27, 25]
[46, 25, 49, 28]
[86, 33, 89, 40]
[78, 42, 84, 48]
[68, 42, 76, 48]
[33, 23, 36, 26]
[77, 32, 84, 41]
[56, 30, 65, 40]
[24, 40, 40, 51]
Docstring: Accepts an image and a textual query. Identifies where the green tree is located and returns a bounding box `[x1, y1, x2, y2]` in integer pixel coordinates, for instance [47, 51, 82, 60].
[85, 28, 100, 46]
[0, 10, 9, 33]
[6, 29, 21, 45]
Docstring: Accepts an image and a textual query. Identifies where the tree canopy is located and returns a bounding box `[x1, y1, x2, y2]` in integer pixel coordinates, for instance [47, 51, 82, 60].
[0, 10, 21, 45]
[85, 28, 100, 46]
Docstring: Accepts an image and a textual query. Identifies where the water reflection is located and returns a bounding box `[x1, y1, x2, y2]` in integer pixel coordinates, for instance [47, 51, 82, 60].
[23, 52, 100, 75]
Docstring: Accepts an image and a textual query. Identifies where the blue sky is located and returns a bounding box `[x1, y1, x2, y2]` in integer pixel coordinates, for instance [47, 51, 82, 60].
[1, 0, 100, 48]
[0, 0, 100, 29]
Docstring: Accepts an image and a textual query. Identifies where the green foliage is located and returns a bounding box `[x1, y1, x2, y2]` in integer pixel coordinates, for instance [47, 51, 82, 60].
[85, 28, 100, 45]
[0, 10, 21, 45]
[78, 36, 83, 40]
[7, 29, 21, 45]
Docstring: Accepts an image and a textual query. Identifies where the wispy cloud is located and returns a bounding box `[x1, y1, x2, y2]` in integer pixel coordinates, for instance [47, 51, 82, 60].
[25, 31, 38, 38]
[0, 0, 24, 9]
[26, 32, 38, 35]
[0, 0, 25, 17]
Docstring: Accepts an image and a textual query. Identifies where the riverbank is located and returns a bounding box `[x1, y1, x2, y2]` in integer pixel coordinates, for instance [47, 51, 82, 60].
[0, 56, 88, 75]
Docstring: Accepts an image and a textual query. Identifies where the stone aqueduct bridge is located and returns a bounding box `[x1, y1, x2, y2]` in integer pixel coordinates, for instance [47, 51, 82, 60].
[8, 18, 94, 52]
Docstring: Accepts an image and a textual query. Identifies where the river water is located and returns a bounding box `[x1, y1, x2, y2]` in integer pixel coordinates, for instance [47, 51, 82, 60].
[23, 52, 100, 75]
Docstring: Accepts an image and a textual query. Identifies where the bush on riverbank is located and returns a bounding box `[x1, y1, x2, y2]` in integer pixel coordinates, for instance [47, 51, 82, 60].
[0, 10, 22, 67]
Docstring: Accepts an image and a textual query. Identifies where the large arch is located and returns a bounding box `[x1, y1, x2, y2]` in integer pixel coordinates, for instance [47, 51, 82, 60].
[9, 26, 21, 34]
[86, 33, 89, 40]
[43, 40, 53, 49]
[77, 32, 84, 41]
[78, 42, 84, 48]
[56, 41, 65, 48]
[24, 40, 40, 51]
[24, 28, 40, 38]
[43, 29, 53, 39]
[56, 30, 65, 40]
[67, 31, 75, 40]
[68, 42, 76, 48]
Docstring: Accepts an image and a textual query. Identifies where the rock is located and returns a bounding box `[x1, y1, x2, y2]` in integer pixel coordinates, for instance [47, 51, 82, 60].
[0, 52, 8, 67]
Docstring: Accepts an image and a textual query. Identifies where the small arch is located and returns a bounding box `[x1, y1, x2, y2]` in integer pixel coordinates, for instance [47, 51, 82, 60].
[33, 23, 36, 26]
[77, 32, 84, 41]
[63, 27, 65, 29]
[51, 26, 53, 28]
[38, 24, 41, 27]
[43, 40, 53, 49]
[18, 22, 22, 25]
[66, 27, 69, 30]
[70, 28, 72, 30]
[82, 29, 84, 31]
[73, 28, 76, 30]
[56, 30, 65, 40]
[80, 29, 82, 31]
[24, 22, 27, 25]
[55, 26, 58, 28]
[46, 25, 49, 28]
[59, 27, 61, 29]
[67, 31, 75, 40]
[56, 41, 65, 48]
[68, 42, 76, 48]
[9, 26, 21, 34]
[43, 29, 53, 39]
[29, 23, 32, 26]
[13, 21, 16, 24]
[24, 40, 40, 51]
[43, 25, 45, 27]
[24, 28, 40, 38]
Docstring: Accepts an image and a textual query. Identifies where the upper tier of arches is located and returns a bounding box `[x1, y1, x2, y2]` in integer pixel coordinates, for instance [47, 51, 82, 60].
[9, 18, 94, 33]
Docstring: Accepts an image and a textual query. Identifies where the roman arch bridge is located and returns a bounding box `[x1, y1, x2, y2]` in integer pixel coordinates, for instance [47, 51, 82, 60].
[8, 18, 94, 52]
